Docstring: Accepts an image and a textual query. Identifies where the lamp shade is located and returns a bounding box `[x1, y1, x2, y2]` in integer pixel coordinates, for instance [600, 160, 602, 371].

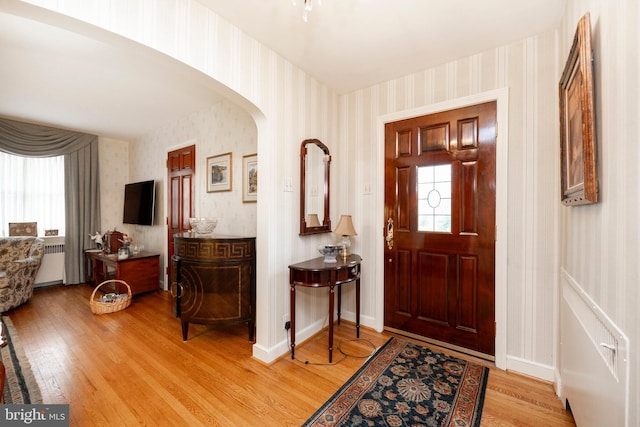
[306, 214, 321, 227]
[334, 215, 357, 236]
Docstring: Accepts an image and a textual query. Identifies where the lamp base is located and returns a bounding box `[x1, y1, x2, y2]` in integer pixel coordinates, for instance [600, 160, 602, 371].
[340, 236, 351, 260]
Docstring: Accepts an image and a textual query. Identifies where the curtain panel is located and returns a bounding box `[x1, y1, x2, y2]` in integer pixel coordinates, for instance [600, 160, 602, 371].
[0, 118, 101, 284]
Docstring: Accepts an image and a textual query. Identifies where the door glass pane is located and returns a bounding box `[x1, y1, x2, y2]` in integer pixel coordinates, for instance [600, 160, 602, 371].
[418, 164, 452, 232]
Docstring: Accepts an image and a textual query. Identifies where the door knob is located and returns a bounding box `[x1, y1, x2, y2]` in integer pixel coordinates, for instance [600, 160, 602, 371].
[386, 218, 394, 250]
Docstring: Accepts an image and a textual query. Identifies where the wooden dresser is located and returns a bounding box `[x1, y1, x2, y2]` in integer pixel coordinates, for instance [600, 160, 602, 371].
[85, 251, 160, 295]
[173, 232, 256, 342]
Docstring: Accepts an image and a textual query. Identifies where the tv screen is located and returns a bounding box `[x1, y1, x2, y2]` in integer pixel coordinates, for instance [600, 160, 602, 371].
[123, 180, 155, 226]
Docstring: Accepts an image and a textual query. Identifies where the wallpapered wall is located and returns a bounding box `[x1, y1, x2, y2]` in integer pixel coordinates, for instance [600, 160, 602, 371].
[97, 99, 258, 280]
[98, 137, 129, 236]
[560, 0, 640, 423]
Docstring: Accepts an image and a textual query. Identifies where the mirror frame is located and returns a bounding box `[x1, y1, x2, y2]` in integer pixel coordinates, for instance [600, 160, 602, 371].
[299, 139, 331, 236]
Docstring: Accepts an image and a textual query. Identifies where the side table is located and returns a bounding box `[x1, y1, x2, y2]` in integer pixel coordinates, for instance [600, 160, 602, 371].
[288, 254, 362, 362]
[85, 251, 160, 295]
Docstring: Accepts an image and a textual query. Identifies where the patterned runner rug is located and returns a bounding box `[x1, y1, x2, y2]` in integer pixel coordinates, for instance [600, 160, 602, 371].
[303, 337, 489, 427]
[1, 316, 42, 404]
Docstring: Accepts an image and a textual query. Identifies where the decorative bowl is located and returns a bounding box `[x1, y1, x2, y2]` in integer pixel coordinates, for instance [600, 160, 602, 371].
[189, 217, 218, 234]
[317, 245, 342, 263]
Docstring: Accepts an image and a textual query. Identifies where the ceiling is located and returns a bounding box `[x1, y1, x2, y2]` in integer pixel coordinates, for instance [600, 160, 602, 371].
[0, 0, 565, 140]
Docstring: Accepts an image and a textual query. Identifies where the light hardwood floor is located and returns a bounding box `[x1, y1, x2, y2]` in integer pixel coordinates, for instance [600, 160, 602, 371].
[7, 285, 575, 426]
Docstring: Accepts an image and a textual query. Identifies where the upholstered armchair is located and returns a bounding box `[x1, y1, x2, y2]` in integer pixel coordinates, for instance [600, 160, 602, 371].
[0, 237, 44, 313]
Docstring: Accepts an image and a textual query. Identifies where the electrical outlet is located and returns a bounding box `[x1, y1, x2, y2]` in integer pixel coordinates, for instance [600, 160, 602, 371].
[283, 313, 290, 329]
[284, 321, 291, 331]
[283, 177, 293, 192]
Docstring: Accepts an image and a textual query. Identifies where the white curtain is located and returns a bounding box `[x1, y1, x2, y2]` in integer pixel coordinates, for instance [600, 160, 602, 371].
[0, 152, 65, 236]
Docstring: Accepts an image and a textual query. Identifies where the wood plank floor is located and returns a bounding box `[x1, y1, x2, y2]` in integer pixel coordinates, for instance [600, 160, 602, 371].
[6, 285, 575, 426]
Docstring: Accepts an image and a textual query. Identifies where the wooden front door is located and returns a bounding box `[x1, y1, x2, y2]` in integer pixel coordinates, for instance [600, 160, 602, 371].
[384, 102, 497, 356]
[167, 145, 195, 288]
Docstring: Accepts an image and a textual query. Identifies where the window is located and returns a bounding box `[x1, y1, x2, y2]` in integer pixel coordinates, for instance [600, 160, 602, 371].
[0, 152, 65, 236]
[417, 164, 452, 232]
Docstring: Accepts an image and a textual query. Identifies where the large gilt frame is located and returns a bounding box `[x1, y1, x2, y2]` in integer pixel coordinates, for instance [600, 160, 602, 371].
[559, 12, 598, 206]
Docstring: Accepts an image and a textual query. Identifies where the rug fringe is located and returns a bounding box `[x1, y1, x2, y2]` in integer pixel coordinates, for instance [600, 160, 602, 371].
[1, 316, 43, 404]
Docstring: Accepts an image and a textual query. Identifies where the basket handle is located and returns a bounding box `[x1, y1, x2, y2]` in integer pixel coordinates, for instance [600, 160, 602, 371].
[91, 280, 132, 301]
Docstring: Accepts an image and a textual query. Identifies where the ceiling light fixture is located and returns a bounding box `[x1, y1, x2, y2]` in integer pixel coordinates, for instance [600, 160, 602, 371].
[292, 0, 322, 23]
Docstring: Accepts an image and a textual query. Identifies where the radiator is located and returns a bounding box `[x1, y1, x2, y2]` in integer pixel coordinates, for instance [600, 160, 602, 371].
[34, 236, 65, 286]
[560, 269, 629, 427]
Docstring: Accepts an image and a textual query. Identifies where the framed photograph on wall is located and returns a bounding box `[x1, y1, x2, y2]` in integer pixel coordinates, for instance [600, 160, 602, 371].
[206, 152, 232, 192]
[242, 153, 257, 203]
[559, 12, 598, 206]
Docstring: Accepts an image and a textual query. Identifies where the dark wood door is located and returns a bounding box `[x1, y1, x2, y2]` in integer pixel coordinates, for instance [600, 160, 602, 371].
[167, 145, 195, 287]
[384, 102, 496, 356]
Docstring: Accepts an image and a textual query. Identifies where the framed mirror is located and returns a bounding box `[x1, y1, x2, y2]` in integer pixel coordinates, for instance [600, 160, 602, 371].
[300, 139, 331, 235]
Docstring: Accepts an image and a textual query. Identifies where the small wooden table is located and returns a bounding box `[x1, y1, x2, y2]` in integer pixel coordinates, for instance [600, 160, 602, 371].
[85, 251, 160, 295]
[288, 254, 362, 362]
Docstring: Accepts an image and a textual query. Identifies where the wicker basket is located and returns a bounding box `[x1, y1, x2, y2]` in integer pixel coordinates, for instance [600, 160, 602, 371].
[90, 280, 132, 315]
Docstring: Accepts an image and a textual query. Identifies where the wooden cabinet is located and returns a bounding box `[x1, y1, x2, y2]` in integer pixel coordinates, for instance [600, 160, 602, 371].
[86, 251, 160, 295]
[173, 233, 256, 342]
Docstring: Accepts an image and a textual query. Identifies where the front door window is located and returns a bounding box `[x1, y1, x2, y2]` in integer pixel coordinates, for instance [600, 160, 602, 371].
[418, 164, 452, 232]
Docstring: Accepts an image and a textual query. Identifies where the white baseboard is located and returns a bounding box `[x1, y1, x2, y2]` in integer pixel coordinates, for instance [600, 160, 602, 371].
[506, 355, 555, 382]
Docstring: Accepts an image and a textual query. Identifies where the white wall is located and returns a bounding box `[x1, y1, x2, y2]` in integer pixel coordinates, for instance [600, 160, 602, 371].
[559, 0, 639, 425]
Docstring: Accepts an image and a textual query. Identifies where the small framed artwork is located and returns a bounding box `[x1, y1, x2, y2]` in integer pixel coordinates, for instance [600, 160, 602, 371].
[206, 152, 232, 192]
[242, 153, 258, 203]
[559, 12, 598, 206]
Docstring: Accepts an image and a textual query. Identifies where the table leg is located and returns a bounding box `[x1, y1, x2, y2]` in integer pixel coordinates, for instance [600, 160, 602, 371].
[290, 284, 296, 359]
[92, 258, 101, 286]
[328, 285, 335, 363]
[337, 284, 342, 324]
[356, 277, 361, 338]
[181, 321, 189, 341]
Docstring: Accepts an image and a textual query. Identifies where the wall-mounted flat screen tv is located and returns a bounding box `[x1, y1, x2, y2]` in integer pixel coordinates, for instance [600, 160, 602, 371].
[123, 180, 156, 226]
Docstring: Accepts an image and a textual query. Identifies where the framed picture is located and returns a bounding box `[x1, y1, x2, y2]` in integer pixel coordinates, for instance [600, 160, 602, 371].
[8, 222, 37, 236]
[206, 152, 232, 192]
[559, 12, 598, 206]
[242, 153, 258, 203]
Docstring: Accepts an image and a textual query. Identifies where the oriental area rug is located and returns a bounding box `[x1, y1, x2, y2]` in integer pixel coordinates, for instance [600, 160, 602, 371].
[303, 337, 489, 427]
[1, 316, 42, 404]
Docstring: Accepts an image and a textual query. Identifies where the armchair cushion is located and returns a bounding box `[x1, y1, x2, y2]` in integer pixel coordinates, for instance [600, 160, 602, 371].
[0, 237, 44, 312]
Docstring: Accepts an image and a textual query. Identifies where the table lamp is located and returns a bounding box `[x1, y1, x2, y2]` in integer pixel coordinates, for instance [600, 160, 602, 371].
[306, 214, 321, 227]
[334, 214, 357, 259]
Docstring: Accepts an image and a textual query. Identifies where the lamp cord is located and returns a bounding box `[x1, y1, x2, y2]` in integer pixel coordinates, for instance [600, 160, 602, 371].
[293, 337, 377, 367]
[285, 312, 376, 366]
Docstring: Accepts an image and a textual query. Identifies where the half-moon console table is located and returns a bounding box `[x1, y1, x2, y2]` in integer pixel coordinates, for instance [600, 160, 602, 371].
[288, 254, 361, 362]
[173, 232, 256, 342]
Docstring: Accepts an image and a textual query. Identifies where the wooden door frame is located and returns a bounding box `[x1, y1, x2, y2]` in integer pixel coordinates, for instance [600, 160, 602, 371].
[374, 88, 509, 369]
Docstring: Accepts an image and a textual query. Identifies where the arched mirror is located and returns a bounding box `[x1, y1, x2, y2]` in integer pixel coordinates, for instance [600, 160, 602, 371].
[300, 139, 331, 235]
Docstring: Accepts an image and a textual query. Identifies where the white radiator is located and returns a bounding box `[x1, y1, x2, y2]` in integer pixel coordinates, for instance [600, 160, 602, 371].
[34, 236, 65, 286]
[560, 269, 629, 427]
